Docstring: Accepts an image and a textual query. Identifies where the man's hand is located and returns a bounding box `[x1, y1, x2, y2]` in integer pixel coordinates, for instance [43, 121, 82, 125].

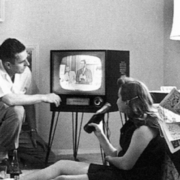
[30, 131, 47, 151]
[43, 93, 61, 107]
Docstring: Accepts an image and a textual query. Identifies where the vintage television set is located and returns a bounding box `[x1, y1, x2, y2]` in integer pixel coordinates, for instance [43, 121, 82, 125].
[50, 50, 129, 112]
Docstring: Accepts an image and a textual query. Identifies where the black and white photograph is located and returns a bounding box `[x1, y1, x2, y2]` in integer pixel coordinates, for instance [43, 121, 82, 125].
[0, 1, 180, 180]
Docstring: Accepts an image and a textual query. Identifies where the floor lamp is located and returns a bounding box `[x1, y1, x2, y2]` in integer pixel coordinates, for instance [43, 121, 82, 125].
[170, 0, 180, 40]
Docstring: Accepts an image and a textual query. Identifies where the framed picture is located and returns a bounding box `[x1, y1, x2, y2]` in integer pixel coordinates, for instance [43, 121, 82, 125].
[26, 45, 40, 126]
[0, 0, 5, 22]
[26, 44, 39, 80]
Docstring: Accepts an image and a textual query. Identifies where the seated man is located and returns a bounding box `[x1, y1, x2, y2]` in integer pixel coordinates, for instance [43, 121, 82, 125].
[0, 38, 61, 170]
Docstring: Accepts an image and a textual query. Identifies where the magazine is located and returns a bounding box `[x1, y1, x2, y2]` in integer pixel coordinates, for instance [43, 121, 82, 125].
[157, 106, 180, 153]
[156, 88, 180, 153]
[160, 88, 180, 115]
[159, 120, 180, 153]
[157, 105, 180, 123]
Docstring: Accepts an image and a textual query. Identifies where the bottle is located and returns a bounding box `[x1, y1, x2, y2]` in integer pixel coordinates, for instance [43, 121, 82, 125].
[84, 103, 111, 133]
[9, 149, 21, 179]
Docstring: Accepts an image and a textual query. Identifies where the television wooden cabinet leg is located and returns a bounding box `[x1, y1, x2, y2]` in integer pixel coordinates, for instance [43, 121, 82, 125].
[100, 113, 110, 165]
[45, 111, 111, 165]
[45, 111, 61, 165]
[72, 112, 84, 161]
[45, 111, 85, 164]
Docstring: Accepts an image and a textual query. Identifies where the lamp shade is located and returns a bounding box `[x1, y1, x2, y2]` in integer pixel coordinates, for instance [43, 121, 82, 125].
[170, 0, 180, 40]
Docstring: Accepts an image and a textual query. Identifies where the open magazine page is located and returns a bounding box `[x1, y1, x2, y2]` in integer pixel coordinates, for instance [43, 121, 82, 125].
[157, 105, 180, 123]
[159, 120, 180, 153]
[157, 106, 180, 153]
[160, 88, 180, 114]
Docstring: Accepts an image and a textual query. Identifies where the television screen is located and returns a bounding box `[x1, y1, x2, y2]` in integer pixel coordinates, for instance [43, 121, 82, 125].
[52, 52, 105, 96]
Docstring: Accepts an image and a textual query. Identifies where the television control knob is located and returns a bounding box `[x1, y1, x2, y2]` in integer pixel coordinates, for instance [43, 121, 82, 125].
[94, 97, 103, 106]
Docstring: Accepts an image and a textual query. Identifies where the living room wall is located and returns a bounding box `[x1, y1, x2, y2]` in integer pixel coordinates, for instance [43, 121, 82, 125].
[0, 0, 168, 155]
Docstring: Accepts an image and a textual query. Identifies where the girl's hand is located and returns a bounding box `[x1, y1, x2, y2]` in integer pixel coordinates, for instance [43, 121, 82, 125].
[88, 121, 104, 137]
[105, 155, 112, 162]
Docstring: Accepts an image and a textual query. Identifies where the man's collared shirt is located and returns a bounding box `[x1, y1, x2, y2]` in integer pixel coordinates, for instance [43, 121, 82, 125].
[0, 60, 38, 109]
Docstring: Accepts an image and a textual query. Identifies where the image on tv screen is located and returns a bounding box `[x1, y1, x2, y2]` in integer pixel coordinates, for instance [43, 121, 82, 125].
[59, 55, 102, 91]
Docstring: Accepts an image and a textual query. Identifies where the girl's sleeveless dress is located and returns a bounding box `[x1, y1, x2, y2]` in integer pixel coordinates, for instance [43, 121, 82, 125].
[87, 117, 165, 180]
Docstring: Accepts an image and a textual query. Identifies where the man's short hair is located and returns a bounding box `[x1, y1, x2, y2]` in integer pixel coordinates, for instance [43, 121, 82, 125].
[0, 38, 26, 64]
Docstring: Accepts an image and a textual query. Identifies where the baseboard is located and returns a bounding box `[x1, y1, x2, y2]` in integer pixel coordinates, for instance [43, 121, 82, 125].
[53, 148, 101, 156]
